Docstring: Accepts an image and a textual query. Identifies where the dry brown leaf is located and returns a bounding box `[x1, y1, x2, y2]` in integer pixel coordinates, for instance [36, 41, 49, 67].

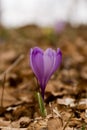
[47, 118, 63, 130]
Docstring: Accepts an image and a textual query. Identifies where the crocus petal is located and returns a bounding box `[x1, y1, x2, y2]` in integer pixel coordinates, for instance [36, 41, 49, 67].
[51, 48, 62, 73]
[43, 49, 56, 87]
[30, 47, 44, 84]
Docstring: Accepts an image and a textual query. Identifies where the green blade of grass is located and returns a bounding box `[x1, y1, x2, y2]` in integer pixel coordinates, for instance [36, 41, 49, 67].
[81, 124, 86, 130]
[36, 92, 47, 117]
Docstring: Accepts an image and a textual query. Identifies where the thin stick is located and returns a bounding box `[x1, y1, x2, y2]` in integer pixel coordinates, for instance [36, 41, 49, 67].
[1, 73, 6, 107]
[63, 113, 73, 130]
[0, 54, 24, 80]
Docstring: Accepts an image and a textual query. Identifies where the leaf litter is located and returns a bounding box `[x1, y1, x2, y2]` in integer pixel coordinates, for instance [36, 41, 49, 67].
[0, 24, 87, 130]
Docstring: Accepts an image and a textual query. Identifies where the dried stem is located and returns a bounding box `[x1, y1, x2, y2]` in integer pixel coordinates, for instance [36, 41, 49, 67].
[63, 113, 73, 130]
[0, 54, 24, 80]
[1, 73, 6, 107]
[0, 54, 24, 107]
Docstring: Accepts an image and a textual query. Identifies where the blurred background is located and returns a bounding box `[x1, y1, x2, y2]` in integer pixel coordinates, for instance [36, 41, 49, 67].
[0, 0, 87, 28]
[0, 0, 87, 59]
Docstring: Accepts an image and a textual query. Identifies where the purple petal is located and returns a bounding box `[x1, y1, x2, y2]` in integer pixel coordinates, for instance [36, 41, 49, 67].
[44, 48, 62, 86]
[44, 49, 54, 76]
[30, 47, 44, 84]
[43, 49, 56, 86]
[52, 48, 62, 73]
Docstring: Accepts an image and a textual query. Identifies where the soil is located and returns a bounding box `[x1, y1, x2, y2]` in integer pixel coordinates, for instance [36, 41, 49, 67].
[0, 24, 87, 130]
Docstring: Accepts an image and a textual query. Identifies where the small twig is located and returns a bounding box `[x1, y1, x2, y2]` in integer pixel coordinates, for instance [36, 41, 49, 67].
[0, 54, 24, 80]
[63, 113, 73, 130]
[0, 127, 27, 130]
[0, 54, 24, 106]
[1, 73, 6, 107]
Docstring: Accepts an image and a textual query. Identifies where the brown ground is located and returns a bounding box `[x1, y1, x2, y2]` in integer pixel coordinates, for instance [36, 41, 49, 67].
[0, 24, 87, 130]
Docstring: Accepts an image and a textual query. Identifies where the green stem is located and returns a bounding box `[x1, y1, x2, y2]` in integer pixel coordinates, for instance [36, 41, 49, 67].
[36, 92, 47, 117]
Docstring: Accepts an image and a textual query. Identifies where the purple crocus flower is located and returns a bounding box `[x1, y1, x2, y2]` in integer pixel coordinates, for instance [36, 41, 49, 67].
[30, 47, 62, 99]
[54, 21, 66, 34]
